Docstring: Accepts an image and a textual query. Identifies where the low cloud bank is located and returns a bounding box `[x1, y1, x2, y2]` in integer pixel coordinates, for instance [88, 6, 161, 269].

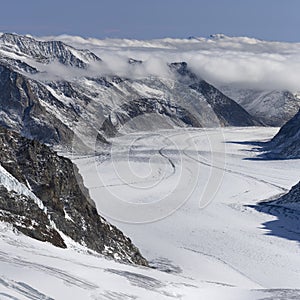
[42, 34, 300, 91]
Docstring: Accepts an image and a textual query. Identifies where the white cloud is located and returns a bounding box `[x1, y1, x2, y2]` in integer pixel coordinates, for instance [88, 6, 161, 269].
[41, 34, 300, 91]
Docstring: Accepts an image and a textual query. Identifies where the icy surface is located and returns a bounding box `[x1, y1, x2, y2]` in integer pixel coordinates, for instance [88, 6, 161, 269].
[76, 127, 300, 291]
[1, 127, 300, 299]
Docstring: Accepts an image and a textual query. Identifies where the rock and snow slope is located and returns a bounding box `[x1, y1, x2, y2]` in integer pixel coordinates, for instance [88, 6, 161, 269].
[1, 222, 291, 300]
[0, 33, 101, 67]
[0, 125, 147, 266]
[54, 33, 300, 127]
[260, 175, 300, 213]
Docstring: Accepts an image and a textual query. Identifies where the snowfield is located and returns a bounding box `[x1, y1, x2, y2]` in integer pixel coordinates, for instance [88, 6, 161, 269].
[1, 127, 300, 299]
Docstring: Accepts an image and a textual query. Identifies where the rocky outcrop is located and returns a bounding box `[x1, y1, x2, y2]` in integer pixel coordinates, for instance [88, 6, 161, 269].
[256, 181, 300, 223]
[0, 185, 66, 248]
[265, 108, 300, 159]
[190, 80, 261, 127]
[274, 181, 300, 208]
[0, 126, 148, 266]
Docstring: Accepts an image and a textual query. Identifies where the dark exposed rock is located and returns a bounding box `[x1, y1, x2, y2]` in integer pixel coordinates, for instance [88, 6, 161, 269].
[275, 181, 300, 207]
[0, 126, 148, 266]
[0, 186, 66, 248]
[265, 108, 300, 159]
[169, 62, 198, 82]
[128, 58, 143, 65]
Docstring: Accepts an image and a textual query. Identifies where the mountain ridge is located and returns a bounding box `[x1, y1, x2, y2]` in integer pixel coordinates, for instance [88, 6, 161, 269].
[0, 33, 101, 68]
[0, 34, 263, 151]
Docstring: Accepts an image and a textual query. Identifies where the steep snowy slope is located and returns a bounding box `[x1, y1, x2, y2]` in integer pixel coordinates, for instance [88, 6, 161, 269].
[170, 62, 261, 127]
[3, 223, 293, 300]
[0, 63, 76, 146]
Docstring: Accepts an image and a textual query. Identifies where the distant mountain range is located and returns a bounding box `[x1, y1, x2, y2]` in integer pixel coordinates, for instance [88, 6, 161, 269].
[1, 33, 299, 150]
[0, 34, 266, 152]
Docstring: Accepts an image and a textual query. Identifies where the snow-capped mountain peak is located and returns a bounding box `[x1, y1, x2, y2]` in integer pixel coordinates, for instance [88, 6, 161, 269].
[0, 33, 101, 68]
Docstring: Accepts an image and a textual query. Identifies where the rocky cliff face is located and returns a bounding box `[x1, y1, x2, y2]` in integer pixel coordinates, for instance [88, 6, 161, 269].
[257, 180, 300, 225]
[0, 184, 66, 248]
[273, 181, 300, 209]
[0, 126, 148, 266]
[265, 108, 300, 159]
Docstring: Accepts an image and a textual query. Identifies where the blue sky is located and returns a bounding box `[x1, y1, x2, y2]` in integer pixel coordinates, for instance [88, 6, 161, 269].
[1, 0, 299, 41]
